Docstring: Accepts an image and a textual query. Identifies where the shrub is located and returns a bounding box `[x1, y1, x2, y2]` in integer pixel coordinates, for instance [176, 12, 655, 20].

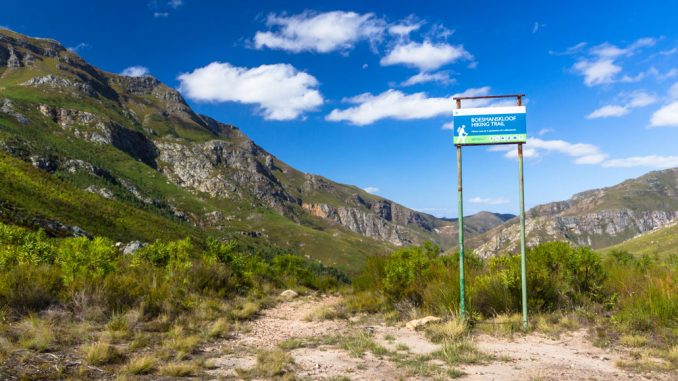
[0, 263, 62, 312]
[57, 237, 118, 285]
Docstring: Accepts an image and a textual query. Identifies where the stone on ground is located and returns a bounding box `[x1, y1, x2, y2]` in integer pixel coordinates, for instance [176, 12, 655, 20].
[405, 316, 441, 330]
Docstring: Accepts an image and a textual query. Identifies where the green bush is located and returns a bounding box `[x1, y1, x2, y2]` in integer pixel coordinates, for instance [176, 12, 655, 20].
[0, 221, 347, 319]
[352, 241, 610, 318]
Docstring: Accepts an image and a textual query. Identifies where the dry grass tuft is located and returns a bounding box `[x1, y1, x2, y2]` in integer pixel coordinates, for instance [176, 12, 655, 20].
[125, 354, 158, 375]
[18, 316, 54, 352]
[81, 340, 122, 365]
[619, 334, 648, 347]
[207, 317, 230, 339]
[158, 361, 199, 377]
[425, 318, 467, 343]
[238, 348, 295, 378]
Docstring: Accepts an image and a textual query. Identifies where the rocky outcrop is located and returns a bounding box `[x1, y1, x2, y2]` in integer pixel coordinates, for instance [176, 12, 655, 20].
[471, 168, 678, 257]
[474, 209, 678, 258]
[156, 139, 295, 211]
[37, 104, 158, 166]
[0, 98, 29, 124]
[23, 75, 96, 96]
[302, 202, 415, 246]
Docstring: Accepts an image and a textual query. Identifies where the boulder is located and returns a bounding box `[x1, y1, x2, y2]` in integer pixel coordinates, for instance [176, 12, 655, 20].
[280, 289, 298, 299]
[123, 240, 147, 255]
[405, 316, 441, 330]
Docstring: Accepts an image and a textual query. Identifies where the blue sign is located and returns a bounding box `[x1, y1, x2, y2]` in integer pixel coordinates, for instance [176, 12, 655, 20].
[453, 106, 527, 145]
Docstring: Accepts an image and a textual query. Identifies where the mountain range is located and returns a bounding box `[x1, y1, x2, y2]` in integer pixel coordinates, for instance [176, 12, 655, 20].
[468, 167, 678, 257]
[1, 29, 675, 272]
[0, 29, 519, 271]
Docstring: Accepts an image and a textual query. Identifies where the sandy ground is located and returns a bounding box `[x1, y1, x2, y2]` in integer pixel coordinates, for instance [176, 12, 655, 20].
[207, 295, 675, 380]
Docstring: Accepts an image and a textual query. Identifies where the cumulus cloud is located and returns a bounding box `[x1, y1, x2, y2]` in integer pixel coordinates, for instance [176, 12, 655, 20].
[587, 90, 658, 119]
[363, 186, 380, 194]
[469, 196, 509, 205]
[326, 87, 491, 126]
[178, 62, 323, 121]
[650, 101, 678, 127]
[401, 71, 453, 86]
[572, 38, 656, 86]
[253, 11, 384, 53]
[648, 82, 678, 127]
[380, 41, 471, 71]
[121, 66, 150, 77]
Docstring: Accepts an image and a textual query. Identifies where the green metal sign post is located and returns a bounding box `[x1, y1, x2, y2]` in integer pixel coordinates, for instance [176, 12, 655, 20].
[453, 94, 528, 329]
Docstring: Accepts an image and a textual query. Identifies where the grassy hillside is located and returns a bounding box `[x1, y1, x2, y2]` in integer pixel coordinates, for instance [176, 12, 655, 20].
[600, 223, 678, 257]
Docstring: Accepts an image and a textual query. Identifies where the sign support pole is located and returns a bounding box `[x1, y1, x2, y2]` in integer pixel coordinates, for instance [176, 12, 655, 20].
[457, 144, 465, 321]
[455, 98, 466, 321]
[517, 96, 528, 330]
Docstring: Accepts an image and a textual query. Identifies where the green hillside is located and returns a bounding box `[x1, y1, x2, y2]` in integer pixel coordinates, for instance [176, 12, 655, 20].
[600, 223, 678, 257]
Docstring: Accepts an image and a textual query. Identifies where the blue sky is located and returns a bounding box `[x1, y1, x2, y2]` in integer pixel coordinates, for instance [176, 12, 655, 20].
[2, 0, 678, 217]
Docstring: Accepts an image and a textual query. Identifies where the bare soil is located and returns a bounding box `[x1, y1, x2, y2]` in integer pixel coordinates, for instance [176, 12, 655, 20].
[207, 295, 676, 380]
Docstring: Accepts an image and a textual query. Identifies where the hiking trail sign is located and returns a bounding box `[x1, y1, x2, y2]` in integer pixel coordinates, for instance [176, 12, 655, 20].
[453, 106, 526, 145]
[452, 94, 529, 330]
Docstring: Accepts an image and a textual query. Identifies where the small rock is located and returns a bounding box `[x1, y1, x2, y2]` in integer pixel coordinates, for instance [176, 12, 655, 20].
[123, 240, 147, 255]
[280, 289, 298, 299]
[405, 316, 441, 330]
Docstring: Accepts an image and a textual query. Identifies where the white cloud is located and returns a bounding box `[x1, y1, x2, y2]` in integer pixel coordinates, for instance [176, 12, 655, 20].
[626, 91, 659, 107]
[549, 42, 586, 56]
[363, 186, 380, 194]
[441, 121, 454, 130]
[602, 155, 678, 168]
[587, 105, 630, 119]
[388, 18, 422, 37]
[572, 38, 656, 86]
[67, 42, 89, 53]
[650, 101, 678, 127]
[326, 87, 491, 126]
[573, 58, 622, 86]
[402, 71, 453, 86]
[178, 62, 322, 121]
[121, 66, 150, 77]
[532, 22, 545, 34]
[253, 11, 384, 53]
[380, 41, 471, 71]
[153, 12, 169, 18]
[168, 0, 183, 9]
[469, 196, 509, 205]
[490, 137, 607, 164]
[587, 90, 658, 119]
[538, 128, 554, 135]
[490, 136, 676, 169]
[669, 82, 678, 99]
